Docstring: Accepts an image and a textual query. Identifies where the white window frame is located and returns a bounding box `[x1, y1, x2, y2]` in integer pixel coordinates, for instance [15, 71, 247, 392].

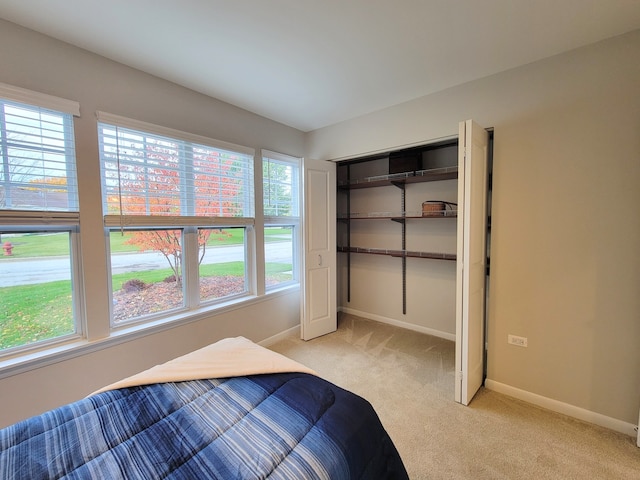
[262, 150, 301, 291]
[0, 220, 84, 350]
[97, 113, 257, 327]
[0, 84, 83, 357]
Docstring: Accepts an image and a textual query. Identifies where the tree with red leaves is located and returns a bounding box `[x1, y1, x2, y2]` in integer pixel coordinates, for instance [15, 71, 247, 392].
[113, 140, 240, 286]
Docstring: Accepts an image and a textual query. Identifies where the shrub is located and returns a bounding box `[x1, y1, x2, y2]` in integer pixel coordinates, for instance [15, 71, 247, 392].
[122, 278, 147, 293]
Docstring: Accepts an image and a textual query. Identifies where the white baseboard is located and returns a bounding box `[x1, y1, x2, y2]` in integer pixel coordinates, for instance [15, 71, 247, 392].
[258, 325, 299, 347]
[339, 307, 456, 342]
[485, 379, 638, 439]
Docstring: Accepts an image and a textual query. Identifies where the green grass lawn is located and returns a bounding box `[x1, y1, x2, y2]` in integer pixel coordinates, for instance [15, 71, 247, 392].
[0, 281, 74, 350]
[111, 261, 249, 289]
[1, 261, 293, 350]
[0, 227, 291, 259]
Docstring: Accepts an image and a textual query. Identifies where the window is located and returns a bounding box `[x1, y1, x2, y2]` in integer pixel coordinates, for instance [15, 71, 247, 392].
[109, 228, 186, 324]
[198, 227, 248, 304]
[98, 113, 255, 325]
[0, 84, 81, 355]
[0, 229, 79, 351]
[262, 150, 300, 290]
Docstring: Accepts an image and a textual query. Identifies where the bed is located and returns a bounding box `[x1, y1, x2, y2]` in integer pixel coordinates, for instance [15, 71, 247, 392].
[0, 337, 408, 479]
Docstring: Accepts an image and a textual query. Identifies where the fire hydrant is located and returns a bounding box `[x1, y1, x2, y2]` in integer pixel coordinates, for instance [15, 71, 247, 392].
[3, 241, 13, 256]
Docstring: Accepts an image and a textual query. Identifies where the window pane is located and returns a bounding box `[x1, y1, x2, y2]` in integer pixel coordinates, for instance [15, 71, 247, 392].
[98, 122, 254, 218]
[110, 229, 185, 324]
[0, 231, 76, 352]
[263, 157, 299, 217]
[0, 101, 78, 211]
[262, 152, 299, 291]
[198, 227, 247, 303]
[265, 226, 295, 288]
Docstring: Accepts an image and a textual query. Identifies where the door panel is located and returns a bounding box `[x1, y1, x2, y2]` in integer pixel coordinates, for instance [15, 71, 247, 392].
[302, 160, 337, 340]
[308, 267, 330, 319]
[455, 119, 489, 405]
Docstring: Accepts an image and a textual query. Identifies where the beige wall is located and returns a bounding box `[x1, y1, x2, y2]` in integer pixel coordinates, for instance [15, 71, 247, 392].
[0, 20, 305, 427]
[1, 17, 639, 433]
[308, 30, 640, 427]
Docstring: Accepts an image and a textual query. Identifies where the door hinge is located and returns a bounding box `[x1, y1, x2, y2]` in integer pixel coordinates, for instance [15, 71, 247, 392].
[456, 371, 464, 382]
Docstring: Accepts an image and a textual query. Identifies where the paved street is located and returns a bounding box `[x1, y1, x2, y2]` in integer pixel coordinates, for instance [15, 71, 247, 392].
[0, 242, 292, 287]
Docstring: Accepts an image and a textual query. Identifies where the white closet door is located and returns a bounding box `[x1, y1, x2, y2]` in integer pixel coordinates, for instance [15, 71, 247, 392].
[455, 119, 489, 405]
[301, 159, 337, 340]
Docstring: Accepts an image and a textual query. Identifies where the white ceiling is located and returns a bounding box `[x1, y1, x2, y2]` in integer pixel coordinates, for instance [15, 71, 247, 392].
[1, 1, 640, 132]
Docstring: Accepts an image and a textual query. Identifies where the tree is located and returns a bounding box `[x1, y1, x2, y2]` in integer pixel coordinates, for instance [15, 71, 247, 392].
[111, 138, 241, 287]
[122, 228, 230, 287]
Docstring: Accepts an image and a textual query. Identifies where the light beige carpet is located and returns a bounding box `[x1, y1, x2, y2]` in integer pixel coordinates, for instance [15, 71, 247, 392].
[270, 313, 640, 479]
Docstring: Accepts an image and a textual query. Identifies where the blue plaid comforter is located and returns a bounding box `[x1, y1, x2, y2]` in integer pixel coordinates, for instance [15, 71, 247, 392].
[0, 373, 408, 479]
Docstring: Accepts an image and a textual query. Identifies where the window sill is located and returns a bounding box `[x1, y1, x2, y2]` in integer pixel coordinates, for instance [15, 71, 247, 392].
[0, 285, 300, 380]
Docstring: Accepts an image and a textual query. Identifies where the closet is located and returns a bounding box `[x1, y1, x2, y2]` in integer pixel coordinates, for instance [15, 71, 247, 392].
[333, 119, 490, 404]
[337, 139, 459, 316]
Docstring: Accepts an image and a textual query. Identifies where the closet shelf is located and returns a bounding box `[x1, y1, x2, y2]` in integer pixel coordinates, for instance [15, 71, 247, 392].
[337, 139, 461, 314]
[338, 210, 457, 221]
[338, 166, 458, 190]
[338, 246, 456, 261]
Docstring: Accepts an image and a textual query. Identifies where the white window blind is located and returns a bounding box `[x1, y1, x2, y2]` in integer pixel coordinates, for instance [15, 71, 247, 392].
[262, 150, 300, 219]
[0, 98, 78, 212]
[97, 113, 255, 226]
